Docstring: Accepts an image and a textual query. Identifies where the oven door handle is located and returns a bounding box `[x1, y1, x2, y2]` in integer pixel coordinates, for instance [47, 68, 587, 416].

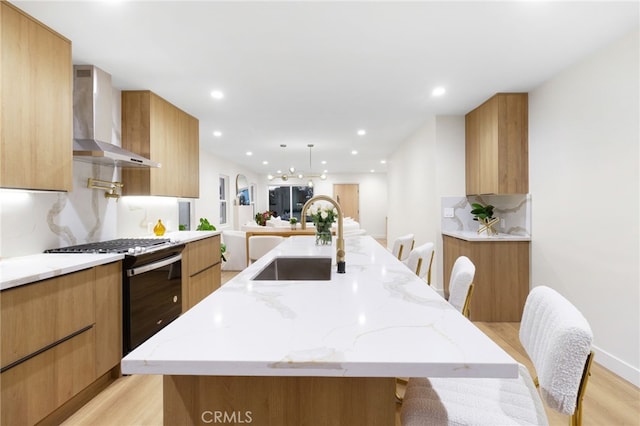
[127, 253, 182, 277]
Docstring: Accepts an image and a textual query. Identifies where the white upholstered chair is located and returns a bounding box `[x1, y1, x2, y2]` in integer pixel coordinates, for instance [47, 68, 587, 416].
[404, 242, 435, 285]
[447, 256, 475, 318]
[248, 236, 284, 263]
[391, 234, 415, 262]
[221, 230, 247, 271]
[401, 286, 594, 426]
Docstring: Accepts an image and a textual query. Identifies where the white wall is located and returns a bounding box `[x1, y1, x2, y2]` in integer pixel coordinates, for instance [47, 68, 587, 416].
[529, 29, 639, 385]
[195, 150, 262, 230]
[388, 116, 466, 289]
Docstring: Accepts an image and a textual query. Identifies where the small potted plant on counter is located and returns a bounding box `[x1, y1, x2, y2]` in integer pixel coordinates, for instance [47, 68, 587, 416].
[289, 217, 298, 230]
[470, 203, 499, 236]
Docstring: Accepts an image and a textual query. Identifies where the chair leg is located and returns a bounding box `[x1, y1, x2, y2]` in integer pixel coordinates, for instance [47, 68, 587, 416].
[461, 283, 474, 318]
[395, 377, 408, 402]
[571, 351, 594, 426]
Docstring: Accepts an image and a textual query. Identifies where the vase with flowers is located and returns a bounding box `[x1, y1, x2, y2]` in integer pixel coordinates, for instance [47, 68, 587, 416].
[308, 203, 337, 245]
[255, 210, 272, 226]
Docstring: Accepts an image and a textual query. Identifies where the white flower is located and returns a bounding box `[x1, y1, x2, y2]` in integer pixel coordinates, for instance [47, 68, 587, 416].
[321, 211, 328, 219]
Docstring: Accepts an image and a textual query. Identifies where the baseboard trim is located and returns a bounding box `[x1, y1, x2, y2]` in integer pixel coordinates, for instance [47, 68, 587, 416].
[592, 344, 640, 388]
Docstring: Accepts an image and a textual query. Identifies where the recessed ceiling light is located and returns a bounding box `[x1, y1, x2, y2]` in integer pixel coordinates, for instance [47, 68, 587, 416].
[323, 169, 328, 173]
[213, 131, 222, 137]
[351, 150, 358, 155]
[321, 160, 327, 165]
[380, 159, 387, 164]
[276, 170, 282, 174]
[246, 151, 252, 156]
[432, 87, 446, 97]
[262, 160, 269, 165]
[370, 169, 375, 173]
[211, 90, 224, 99]
[357, 129, 366, 136]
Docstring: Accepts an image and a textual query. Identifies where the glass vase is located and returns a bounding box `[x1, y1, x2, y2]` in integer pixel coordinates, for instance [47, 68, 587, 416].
[315, 223, 332, 245]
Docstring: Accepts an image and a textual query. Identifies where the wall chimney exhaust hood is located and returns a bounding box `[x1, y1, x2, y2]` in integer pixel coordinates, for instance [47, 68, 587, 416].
[72, 65, 160, 168]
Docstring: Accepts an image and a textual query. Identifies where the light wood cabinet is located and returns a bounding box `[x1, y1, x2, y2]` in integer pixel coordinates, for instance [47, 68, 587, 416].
[1, 261, 122, 425]
[0, 2, 73, 191]
[121, 91, 199, 198]
[465, 93, 528, 195]
[182, 235, 222, 311]
[94, 262, 122, 377]
[443, 235, 529, 322]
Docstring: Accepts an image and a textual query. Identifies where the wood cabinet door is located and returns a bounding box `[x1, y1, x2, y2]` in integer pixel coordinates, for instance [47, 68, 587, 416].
[0, 3, 72, 191]
[122, 90, 199, 197]
[465, 93, 528, 195]
[465, 111, 480, 195]
[333, 184, 359, 222]
[94, 262, 122, 376]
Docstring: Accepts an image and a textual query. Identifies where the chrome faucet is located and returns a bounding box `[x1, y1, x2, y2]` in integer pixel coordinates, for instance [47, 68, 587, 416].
[301, 195, 346, 274]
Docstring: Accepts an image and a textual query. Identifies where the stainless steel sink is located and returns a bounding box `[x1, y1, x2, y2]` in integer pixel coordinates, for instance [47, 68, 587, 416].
[251, 257, 332, 281]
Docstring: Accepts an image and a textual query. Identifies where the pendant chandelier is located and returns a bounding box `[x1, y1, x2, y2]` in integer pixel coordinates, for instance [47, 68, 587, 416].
[267, 144, 327, 185]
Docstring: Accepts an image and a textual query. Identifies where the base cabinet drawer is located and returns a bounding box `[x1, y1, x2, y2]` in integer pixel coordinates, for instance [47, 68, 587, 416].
[1, 328, 96, 426]
[186, 263, 221, 311]
[1, 268, 95, 369]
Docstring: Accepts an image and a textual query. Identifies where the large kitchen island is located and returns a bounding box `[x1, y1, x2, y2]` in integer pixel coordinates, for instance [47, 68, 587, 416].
[121, 236, 518, 425]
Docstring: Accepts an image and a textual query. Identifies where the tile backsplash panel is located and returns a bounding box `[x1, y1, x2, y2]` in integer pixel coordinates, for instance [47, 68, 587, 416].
[441, 194, 531, 236]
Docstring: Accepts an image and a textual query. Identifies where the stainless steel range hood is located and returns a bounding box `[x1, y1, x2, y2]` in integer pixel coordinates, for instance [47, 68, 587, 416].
[73, 65, 160, 168]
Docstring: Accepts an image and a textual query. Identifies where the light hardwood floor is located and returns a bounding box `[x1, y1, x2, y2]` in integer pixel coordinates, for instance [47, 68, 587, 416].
[61, 270, 639, 426]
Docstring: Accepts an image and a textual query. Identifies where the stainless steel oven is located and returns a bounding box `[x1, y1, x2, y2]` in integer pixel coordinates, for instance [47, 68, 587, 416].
[46, 238, 185, 355]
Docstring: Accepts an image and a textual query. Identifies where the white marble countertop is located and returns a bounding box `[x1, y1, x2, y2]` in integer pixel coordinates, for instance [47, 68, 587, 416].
[122, 235, 518, 379]
[442, 230, 531, 242]
[0, 231, 220, 291]
[0, 253, 124, 291]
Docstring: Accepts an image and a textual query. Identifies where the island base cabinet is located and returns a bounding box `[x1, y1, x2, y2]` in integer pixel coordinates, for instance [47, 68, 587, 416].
[1, 328, 96, 426]
[164, 375, 395, 426]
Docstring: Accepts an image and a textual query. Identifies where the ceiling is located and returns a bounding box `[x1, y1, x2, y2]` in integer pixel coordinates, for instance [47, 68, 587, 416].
[14, 1, 639, 177]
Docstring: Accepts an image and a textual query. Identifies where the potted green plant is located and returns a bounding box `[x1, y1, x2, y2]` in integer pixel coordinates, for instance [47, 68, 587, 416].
[470, 203, 498, 235]
[289, 217, 298, 230]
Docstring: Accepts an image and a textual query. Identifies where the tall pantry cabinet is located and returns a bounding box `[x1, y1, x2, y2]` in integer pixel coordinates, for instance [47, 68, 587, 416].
[1, 2, 73, 191]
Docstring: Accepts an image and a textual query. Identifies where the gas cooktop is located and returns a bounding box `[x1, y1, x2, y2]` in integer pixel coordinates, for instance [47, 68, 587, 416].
[45, 238, 172, 255]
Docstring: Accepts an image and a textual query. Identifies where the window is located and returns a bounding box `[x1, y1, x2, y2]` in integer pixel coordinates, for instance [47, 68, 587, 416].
[219, 175, 228, 225]
[268, 185, 313, 221]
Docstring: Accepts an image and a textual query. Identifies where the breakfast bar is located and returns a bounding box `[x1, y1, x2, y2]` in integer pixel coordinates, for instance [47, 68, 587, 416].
[121, 236, 518, 425]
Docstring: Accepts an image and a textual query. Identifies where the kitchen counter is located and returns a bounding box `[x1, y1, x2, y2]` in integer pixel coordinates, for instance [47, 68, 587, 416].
[121, 235, 518, 424]
[442, 229, 531, 241]
[0, 253, 124, 291]
[0, 231, 219, 291]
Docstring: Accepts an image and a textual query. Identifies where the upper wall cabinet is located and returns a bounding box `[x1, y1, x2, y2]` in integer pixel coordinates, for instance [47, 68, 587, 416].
[1, 2, 73, 192]
[465, 93, 528, 195]
[121, 91, 199, 198]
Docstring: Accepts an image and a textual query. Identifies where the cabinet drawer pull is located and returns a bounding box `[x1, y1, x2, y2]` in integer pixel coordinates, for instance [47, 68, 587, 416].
[173, 295, 178, 303]
[156, 319, 163, 325]
[0, 324, 94, 373]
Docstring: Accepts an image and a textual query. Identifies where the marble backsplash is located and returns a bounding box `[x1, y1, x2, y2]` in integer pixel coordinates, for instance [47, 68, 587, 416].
[0, 161, 182, 258]
[441, 194, 531, 236]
